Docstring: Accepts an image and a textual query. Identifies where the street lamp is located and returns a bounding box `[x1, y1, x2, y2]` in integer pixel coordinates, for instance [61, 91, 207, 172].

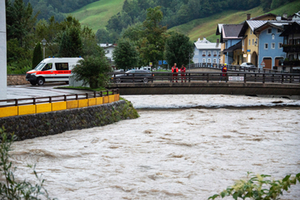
[42, 38, 47, 58]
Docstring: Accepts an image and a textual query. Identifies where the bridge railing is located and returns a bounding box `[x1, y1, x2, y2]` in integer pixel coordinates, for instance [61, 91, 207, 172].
[0, 89, 120, 118]
[109, 72, 300, 84]
[188, 63, 290, 73]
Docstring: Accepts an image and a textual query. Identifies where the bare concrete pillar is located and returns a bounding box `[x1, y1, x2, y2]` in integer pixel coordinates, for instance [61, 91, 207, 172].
[0, 0, 7, 100]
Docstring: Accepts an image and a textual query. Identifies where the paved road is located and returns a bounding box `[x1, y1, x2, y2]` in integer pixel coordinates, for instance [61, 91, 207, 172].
[7, 83, 90, 100]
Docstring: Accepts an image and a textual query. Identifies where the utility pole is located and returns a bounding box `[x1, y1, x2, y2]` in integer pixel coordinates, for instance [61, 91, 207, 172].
[0, 0, 7, 100]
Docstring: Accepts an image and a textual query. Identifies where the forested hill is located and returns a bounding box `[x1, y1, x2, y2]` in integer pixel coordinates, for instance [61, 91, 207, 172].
[27, 0, 297, 43]
[23, 0, 99, 21]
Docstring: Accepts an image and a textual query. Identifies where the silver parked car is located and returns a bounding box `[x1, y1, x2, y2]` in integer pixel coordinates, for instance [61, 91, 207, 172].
[240, 62, 256, 69]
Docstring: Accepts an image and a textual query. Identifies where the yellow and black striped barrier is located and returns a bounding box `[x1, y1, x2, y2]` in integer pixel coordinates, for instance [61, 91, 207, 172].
[0, 89, 120, 118]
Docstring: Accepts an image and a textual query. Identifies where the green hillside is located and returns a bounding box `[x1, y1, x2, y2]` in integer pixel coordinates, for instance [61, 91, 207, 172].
[170, 1, 300, 42]
[69, 0, 124, 31]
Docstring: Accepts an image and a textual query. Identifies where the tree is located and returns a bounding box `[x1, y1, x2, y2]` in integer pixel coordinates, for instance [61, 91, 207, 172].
[72, 56, 112, 89]
[32, 42, 43, 69]
[140, 6, 168, 67]
[113, 38, 139, 71]
[6, 0, 38, 48]
[96, 28, 111, 43]
[165, 32, 194, 68]
[59, 26, 83, 57]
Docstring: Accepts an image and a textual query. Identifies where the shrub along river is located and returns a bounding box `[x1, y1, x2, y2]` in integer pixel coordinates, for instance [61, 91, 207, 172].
[10, 95, 300, 199]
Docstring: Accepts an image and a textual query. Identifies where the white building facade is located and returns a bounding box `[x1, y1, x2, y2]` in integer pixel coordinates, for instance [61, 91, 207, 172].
[192, 38, 221, 65]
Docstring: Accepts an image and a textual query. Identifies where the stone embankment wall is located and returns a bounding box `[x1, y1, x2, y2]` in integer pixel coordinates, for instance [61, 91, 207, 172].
[7, 75, 27, 85]
[0, 100, 139, 141]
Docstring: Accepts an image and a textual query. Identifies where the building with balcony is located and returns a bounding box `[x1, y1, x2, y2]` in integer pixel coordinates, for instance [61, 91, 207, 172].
[280, 21, 300, 72]
[192, 38, 221, 66]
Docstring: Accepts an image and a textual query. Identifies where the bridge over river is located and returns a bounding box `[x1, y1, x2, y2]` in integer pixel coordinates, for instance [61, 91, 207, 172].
[107, 71, 300, 96]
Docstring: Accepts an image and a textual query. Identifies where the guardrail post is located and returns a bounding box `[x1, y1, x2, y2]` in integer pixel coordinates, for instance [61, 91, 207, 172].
[188, 73, 191, 83]
[64, 95, 66, 102]
[272, 74, 274, 83]
[244, 73, 246, 83]
[207, 73, 209, 83]
[86, 93, 88, 99]
[281, 74, 284, 84]
[94, 91, 96, 98]
[49, 97, 52, 103]
[33, 98, 36, 105]
[75, 94, 78, 100]
[14, 99, 18, 106]
[263, 74, 265, 83]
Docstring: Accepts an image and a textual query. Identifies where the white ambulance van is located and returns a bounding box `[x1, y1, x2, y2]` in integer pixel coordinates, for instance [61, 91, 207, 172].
[26, 57, 83, 85]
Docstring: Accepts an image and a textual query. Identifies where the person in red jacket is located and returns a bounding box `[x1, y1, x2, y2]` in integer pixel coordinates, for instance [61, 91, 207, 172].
[171, 63, 179, 82]
[180, 64, 186, 82]
[221, 63, 228, 82]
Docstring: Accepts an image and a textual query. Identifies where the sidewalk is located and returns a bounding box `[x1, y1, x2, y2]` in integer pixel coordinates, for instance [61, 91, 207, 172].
[7, 83, 90, 100]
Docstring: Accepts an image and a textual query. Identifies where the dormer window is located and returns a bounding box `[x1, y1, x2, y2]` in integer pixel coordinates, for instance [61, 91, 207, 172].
[208, 51, 211, 56]
[213, 51, 217, 56]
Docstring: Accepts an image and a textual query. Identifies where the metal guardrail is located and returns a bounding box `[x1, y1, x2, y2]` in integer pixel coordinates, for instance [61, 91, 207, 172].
[109, 72, 300, 84]
[187, 63, 292, 74]
[0, 89, 119, 108]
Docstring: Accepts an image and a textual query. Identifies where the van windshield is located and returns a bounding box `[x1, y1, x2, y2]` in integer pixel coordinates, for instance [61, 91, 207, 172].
[34, 63, 46, 71]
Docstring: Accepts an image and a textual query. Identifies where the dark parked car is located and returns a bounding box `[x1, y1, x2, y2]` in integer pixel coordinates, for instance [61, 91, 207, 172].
[112, 70, 154, 83]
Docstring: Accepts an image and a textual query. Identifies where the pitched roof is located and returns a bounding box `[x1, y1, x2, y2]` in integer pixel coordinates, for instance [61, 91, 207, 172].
[194, 38, 220, 50]
[253, 21, 288, 34]
[238, 20, 267, 37]
[222, 24, 243, 39]
[216, 24, 223, 35]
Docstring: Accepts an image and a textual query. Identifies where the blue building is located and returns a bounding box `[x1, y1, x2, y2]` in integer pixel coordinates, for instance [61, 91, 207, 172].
[254, 21, 288, 70]
[192, 38, 221, 65]
[216, 24, 243, 65]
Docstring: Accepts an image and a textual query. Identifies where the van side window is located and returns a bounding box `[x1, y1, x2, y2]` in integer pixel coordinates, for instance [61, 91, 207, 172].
[55, 63, 69, 70]
[42, 63, 52, 71]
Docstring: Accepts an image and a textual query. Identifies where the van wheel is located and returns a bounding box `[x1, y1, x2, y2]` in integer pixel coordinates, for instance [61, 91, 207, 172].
[37, 77, 45, 86]
[30, 81, 37, 86]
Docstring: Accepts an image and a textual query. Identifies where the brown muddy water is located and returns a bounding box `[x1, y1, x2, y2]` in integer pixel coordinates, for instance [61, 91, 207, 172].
[10, 95, 300, 199]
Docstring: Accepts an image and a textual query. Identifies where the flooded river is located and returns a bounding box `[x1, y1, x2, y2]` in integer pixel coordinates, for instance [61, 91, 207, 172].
[10, 95, 300, 199]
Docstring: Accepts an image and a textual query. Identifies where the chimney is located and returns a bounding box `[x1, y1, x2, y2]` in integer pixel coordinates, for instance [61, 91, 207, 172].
[283, 13, 287, 19]
[276, 15, 281, 21]
[216, 39, 219, 47]
[247, 14, 251, 20]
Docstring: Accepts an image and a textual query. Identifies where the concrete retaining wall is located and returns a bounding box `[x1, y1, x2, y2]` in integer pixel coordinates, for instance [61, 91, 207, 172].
[7, 75, 27, 85]
[0, 100, 139, 141]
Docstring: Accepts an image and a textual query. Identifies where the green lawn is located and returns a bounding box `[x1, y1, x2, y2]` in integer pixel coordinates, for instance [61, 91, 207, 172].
[68, 0, 124, 32]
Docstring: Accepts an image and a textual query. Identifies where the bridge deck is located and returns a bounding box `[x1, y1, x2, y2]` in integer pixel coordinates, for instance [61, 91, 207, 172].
[108, 81, 300, 96]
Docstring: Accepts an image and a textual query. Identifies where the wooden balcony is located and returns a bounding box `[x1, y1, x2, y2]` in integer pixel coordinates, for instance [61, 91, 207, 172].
[283, 60, 300, 66]
[282, 44, 300, 53]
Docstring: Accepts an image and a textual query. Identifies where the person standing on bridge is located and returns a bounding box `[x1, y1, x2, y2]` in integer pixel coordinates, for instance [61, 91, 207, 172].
[180, 64, 186, 83]
[172, 63, 179, 83]
[221, 63, 228, 82]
